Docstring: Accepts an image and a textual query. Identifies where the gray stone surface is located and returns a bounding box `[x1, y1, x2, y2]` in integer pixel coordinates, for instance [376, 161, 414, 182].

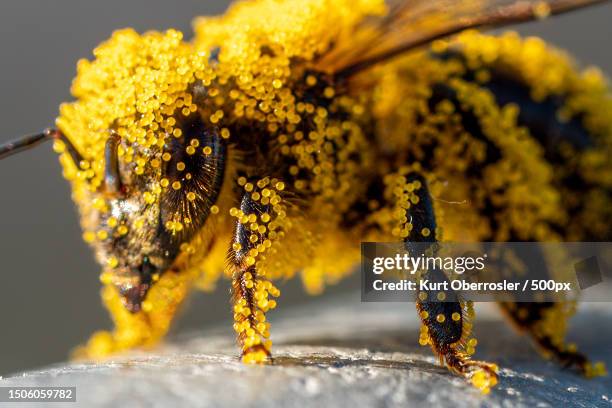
[2, 295, 611, 408]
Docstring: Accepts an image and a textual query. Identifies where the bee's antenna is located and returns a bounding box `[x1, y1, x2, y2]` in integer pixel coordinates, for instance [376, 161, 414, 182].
[0, 128, 83, 165]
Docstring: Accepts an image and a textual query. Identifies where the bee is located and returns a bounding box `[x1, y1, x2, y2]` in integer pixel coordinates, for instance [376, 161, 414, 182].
[1, 0, 610, 393]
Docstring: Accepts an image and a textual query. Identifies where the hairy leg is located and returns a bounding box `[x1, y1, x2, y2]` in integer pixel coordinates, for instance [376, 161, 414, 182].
[228, 178, 283, 363]
[402, 172, 499, 392]
[356, 169, 498, 392]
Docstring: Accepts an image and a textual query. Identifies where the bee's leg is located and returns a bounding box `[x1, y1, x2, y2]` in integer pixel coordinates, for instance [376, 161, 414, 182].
[398, 172, 499, 393]
[228, 183, 282, 364]
[499, 301, 607, 377]
[73, 269, 195, 359]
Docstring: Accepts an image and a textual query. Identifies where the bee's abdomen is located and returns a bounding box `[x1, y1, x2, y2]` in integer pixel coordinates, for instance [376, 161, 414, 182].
[371, 32, 612, 241]
[459, 65, 609, 240]
[431, 38, 611, 240]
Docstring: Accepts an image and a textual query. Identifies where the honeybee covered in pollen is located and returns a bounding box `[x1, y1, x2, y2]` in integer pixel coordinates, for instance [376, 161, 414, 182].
[1, 0, 611, 393]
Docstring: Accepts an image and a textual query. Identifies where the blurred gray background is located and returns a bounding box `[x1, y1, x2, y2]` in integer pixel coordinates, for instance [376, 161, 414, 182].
[0, 0, 611, 377]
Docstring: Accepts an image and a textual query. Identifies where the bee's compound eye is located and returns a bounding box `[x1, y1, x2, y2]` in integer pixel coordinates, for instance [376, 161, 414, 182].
[158, 114, 226, 244]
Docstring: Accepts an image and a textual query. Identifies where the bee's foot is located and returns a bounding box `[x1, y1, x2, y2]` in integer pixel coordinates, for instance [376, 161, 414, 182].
[463, 360, 499, 394]
[537, 338, 606, 378]
[581, 360, 607, 378]
[241, 344, 272, 364]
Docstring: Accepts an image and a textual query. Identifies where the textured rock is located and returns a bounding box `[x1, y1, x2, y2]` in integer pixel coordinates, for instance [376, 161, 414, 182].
[2, 295, 611, 408]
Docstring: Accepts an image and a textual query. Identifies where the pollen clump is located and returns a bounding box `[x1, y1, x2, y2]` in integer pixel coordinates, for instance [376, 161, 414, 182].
[57, 29, 206, 191]
[470, 369, 498, 394]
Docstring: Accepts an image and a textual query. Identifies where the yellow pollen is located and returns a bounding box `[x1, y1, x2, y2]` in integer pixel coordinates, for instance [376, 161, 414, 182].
[107, 257, 119, 268]
[107, 217, 118, 228]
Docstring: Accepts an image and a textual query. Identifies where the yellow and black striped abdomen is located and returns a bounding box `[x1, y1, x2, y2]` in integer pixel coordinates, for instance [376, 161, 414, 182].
[369, 31, 612, 242]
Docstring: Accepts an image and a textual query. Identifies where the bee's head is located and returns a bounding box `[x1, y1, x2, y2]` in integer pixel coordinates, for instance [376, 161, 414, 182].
[74, 113, 226, 312]
[0, 30, 228, 312]
[47, 29, 228, 312]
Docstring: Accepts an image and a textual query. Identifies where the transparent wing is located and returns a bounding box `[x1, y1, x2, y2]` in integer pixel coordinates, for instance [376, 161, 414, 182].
[317, 0, 609, 76]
